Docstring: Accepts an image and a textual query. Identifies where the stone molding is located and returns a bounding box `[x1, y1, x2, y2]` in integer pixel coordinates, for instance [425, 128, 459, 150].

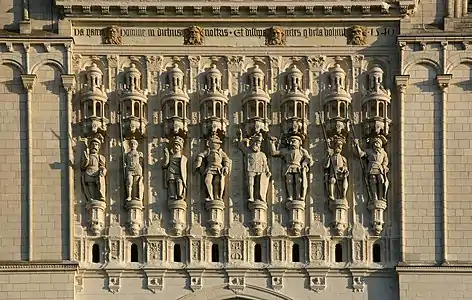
[0, 262, 79, 272]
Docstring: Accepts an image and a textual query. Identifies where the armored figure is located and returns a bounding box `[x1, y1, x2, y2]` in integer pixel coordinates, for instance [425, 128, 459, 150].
[162, 136, 188, 200]
[81, 136, 107, 201]
[324, 137, 349, 200]
[354, 136, 389, 201]
[195, 136, 231, 201]
[236, 130, 271, 203]
[269, 135, 313, 201]
[124, 139, 144, 202]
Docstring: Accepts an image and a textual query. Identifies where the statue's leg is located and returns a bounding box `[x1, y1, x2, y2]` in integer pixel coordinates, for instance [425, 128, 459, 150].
[329, 177, 336, 200]
[342, 176, 349, 199]
[217, 175, 225, 200]
[247, 174, 255, 202]
[176, 179, 184, 199]
[125, 174, 133, 200]
[204, 173, 214, 200]
[296, 173, 304, 200]
[382, 176, 389, 200]
[169, 180, 177, 200]
[285, 174, 294, 201]
[369, 175, 378, 201]
[137, 175, 144, 201]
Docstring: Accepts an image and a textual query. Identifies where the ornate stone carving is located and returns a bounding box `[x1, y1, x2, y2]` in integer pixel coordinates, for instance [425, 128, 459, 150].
[230, 241, 244, 260]
[147, 277, 163, 293]
[104, 25, 122, 45]
[81, 135, 107, 235]
[309, 276, 326, 292]
[347, 25, 367, 46]
[228, 276, 245, 294]
[236, 131, 271, 236]
[184, 26, 204, 45]
[108, 276, 121, 293]
[123, 138, 145, 235]
[352, 276, 365, 292]
[310, 240, 325, 261]
[189, 276, 202, 291]
[161, 136, 188, 236]
[148, 241, 163, 262]
[265, 26, 286, 46]
[162, 64, 190, 137]
[354, 136, 389, 235]
[271, 276, 283, 290]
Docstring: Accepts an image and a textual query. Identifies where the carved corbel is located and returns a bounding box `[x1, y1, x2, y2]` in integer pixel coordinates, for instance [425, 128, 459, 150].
[186, 270, 204, 292]
[305, 268, 328, 292]
[419, 41, 427, 51]
[105, 271, 122, 293]
[212, 6, 220, 15]
[61, 74, 76, 94]
[175, 6, 183, 15]
[101, 6, 110, 15]
[75, 271, 85, 292]
[249, 6, 257, 14]
[120, 6, 128, 14]
[138, 6, 147, 15]
[268, 269, 286, 291]
[225, 270, 247, 294]
[156, 6, 164, 15]
[462, 40, 471, 50]
[352, 276, 366, 292]
[144, 269, 166, 293]
[394, 75, 410, 93]
[21, 74, 37, 92]
[305, 6, 314, 14]
[286, 6, 295, 15]
[436, 74, 452, 91]
[231, 6, 239, 15]
[194, 6, 202, 15]
[268, 6, 276, 14]
[5, 42, 13, 52]
[82, 6, 91, 14]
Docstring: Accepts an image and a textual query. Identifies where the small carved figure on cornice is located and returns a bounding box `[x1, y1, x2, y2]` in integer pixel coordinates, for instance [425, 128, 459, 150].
[81, 134, 107, 202]
[124, 138, 144, 202]
[265, 26, 286, 46]
[354, 136, 389, 201]
[324, 136, 349, 200]
[104, 25, 122, 45]
[195, 135, 230, 201]
[184, 26, 204, 46]
[269, 135, 313, 201]
[161, 136, 188, 201]
[347, 25, 367, 46]
[236, 130, 271, 203]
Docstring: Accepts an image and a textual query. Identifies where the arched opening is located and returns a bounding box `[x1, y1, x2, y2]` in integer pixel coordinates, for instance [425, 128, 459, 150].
[130, 243, 139, 262]
[173, 244, 182, 262]
[133, 101, 140, 118]
[254, 243, 262, 262]
[335, 244, 343, 262]
[211, 244, 220, 262]
[373, 243, 382, 263]
[92, 244, 100, 263]
[292, 244, 300, 262]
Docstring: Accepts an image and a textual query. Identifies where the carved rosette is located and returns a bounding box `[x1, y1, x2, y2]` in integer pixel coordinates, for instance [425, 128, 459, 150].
[78, 63, 109, 137]
[361, 66, 391, 235]
[118, 64, 148, 139]
[162, 64, 190, 138]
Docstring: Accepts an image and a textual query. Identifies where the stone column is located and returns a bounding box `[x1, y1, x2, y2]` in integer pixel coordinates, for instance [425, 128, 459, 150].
[21, 73, 36, 261]
[436, 73, 452, 264]
[394, 74, 409, 263]
[61, 74, 76, 260]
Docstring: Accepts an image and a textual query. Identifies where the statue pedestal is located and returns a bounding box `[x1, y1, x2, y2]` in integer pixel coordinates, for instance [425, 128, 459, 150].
[125, 199, 144, 236]
[285, 200, 305, 236]
[86, 200, 107, 236]
[168, 199, 187, 236]
[329, 198, 349, 236]
[205, 200, 225, 236]
[249, 200, 268, 236]
[368, 199, 387, 235]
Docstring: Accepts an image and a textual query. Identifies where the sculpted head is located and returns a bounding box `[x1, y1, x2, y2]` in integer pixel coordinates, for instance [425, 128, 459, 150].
[289, 136, 302, 149]
[89, 138, 102, 154]
[208, 136, 222, 150]
[185, 26, 204, 45]
[104, 25, 122, 45]
[348, 25, 367, 46]
[266, 26, 286, 46]
[372, 136, 386, 151]
[129, 139, 138, 150]
[250, 134, 263, 152]
[172, 137, 184, 153]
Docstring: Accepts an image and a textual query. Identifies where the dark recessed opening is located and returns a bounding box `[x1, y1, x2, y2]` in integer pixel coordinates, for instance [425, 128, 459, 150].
[373, 243, 382, 263]
[131, 243, 139, 262]
[335, 244, 343, 262]
[254, 243, 262, 262]
[173, 244, 182, 262]
[211, 244, 220, 262]
[292, 243, 300, 262]
[92, 244, 100, 263]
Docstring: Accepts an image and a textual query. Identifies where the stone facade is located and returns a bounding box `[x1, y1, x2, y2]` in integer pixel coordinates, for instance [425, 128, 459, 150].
[1, 0, 472, 300]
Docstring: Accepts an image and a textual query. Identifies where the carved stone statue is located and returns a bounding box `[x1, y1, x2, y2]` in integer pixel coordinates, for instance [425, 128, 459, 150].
[354, 136, 389, 201]
[184, 25, 204, 45]
[195, 136, 230, 201]
[269, 135, 313, 201]
[81, 135, 107, 201]
[324, 137, 349, 200]
[124, 139, 144, 202]
[348, 25, 367, 46]
[162, 136, 188, 200]
[104, 25, 122, 45]
[236, 130, 271, 203]
[266, 26, 286, 46]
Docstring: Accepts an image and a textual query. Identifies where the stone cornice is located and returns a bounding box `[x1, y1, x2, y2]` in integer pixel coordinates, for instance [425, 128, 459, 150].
[396, 264, 472, 273]
[54, 0, 416, 19]
[0, 261, 79, 272]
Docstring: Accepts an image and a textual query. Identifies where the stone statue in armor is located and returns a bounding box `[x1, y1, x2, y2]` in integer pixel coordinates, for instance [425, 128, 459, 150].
[195, 135, 231, 201]
[236, 130, 271, 203]
[162, 136, 187, 200]
[81, 135, 107, 201]
[124, 138, 144, 202]
[269, 135, 313, 201]
[354, 135, 389, 201]
[324, 136, 349, 200]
